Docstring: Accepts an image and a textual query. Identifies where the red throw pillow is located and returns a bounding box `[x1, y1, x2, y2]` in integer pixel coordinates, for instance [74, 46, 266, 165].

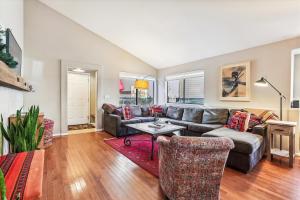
[122, 106, 133, 120]
[150, 105, 163, 116]
[226, 111, 251, 132]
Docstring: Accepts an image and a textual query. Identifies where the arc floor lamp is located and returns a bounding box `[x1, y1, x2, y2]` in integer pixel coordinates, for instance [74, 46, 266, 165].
[254, 77, 286, 120]
[134, 79, 149, 105]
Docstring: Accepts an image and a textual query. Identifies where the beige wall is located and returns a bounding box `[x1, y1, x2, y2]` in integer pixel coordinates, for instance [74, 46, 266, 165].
[23, 0, 156, 134]
[158, 37, 300, 116]
[0, 0, 24, 154]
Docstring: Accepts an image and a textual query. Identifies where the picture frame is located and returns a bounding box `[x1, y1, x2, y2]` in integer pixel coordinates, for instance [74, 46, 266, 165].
[220, 61, 251, 101]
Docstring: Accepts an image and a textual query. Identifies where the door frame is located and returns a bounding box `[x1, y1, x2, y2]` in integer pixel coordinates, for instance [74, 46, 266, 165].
[67, 71, 91, 125]
[61, 60, 102, 135]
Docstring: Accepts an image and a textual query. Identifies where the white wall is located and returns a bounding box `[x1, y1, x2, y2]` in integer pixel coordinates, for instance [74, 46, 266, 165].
[0, 0, 24, 154]
[23, 0, 156, 134]
[158, 37, 300, 116]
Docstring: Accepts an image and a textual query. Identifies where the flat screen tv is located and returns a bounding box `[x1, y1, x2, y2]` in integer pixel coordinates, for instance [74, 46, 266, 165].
[6, 28, 22, 75]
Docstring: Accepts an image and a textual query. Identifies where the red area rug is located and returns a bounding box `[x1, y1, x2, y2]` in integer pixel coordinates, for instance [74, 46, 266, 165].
[104, 134, 159, 177]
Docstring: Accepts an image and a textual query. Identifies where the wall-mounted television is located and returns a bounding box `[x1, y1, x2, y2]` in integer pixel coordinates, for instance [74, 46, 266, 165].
[6, 28, 22, 75]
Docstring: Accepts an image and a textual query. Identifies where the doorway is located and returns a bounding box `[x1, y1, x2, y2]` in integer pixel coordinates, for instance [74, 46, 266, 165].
[67, 69, 98, 134]
[61, 60, 101, 135]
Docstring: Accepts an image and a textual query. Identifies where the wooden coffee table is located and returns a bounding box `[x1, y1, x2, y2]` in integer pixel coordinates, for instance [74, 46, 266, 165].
[124, 122, 186, 160]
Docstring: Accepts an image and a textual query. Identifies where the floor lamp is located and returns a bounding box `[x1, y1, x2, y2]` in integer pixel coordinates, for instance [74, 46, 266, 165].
[254, 77, 286, 120]
[134, 79, 149, 105]
[255, 77, 286, 150]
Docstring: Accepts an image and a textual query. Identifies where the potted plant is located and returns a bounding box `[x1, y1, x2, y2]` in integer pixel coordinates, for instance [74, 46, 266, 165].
[0, 106, 44, 153]
[0, 169, 6, 200]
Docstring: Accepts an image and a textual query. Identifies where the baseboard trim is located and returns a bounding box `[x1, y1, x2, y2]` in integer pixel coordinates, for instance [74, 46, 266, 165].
[53, 132, 68, 137]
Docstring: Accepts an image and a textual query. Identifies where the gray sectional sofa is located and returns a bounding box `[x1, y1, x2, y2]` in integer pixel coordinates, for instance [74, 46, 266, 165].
[102, 104, 267, 173]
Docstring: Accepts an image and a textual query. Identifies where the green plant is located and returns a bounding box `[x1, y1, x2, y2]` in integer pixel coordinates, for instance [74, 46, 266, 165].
[0, 26, 18, 68]
[0, 169, 6, 200]
[0, 106, 44, 153]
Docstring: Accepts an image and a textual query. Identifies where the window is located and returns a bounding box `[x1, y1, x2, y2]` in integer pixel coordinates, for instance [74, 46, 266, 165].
[119, 73, 155, 106]
[292, 48, 300, 102]
[166, 71, 204, 104]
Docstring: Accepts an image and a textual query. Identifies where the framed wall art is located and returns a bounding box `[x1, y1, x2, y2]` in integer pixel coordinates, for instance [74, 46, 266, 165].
[220, 61, 251, 101]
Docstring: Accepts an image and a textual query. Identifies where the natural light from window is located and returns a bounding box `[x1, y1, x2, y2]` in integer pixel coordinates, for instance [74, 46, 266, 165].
[166, 70, 204, 104]
[119, 72, 155, 106]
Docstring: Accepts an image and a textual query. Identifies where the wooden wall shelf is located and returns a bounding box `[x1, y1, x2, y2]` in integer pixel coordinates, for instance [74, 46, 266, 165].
[0, 61, 30, 92]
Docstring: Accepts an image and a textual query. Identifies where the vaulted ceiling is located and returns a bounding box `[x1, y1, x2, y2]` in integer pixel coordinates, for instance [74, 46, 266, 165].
[40, 0, 300, 69]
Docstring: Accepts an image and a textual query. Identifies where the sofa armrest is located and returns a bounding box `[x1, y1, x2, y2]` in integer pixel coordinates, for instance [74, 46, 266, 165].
[103, 114, 121, 137]
[252, 124, 268, 138]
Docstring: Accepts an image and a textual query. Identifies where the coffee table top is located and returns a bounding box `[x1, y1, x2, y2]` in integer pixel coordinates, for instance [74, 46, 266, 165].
[125, 122, 185, 135]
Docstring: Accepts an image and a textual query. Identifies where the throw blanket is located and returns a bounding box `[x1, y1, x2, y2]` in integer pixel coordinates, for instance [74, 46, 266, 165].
[0, 150, 44, 200]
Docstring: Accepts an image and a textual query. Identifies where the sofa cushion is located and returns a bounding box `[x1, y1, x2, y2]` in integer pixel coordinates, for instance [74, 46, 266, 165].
[113, 107, 124, 119]
[188, 123, 223, 133]
[141, 106, 151, 117]
[202, 108, 229, 124]
[134, 117, 155, 123]
[202, 127, 263, 154]
[182, 108, 204, 123]
[167, 119, 193, 128]
[130, 105, 142, 117]
[166, 106, 184, 120]
[121, 119, 141, 126]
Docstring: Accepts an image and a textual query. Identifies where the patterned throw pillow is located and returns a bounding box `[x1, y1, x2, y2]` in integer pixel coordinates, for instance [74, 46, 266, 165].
[259, 110, 279, 123]
[226, 111, 251, 132]
[113, 107, 123, 118]
[150, 105, 163, 116]
[122, 106, 133, 120]
[248, 113, 262, 130]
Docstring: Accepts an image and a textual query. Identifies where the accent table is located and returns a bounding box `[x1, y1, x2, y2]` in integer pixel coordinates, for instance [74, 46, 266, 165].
[266, 120, 297, 167]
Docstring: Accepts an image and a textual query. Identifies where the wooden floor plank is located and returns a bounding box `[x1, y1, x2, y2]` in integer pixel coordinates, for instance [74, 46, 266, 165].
[41, 132, 300, 200]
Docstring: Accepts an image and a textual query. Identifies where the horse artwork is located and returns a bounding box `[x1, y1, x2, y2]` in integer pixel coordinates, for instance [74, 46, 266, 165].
[220, 61, 251, 101]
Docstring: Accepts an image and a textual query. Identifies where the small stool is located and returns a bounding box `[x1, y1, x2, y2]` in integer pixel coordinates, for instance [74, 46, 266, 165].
[267, 120, 296, 167]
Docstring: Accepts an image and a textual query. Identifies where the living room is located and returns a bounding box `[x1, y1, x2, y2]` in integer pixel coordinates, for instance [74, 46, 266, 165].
[0, 0, 299, 200]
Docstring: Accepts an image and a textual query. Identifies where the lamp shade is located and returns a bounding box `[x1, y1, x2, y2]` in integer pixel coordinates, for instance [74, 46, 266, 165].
[134, 79, 149, 89]
[254, 77, 268, 87]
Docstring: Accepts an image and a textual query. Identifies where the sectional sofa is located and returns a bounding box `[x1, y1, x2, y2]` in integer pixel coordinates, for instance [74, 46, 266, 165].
[102, 104, 267, 173]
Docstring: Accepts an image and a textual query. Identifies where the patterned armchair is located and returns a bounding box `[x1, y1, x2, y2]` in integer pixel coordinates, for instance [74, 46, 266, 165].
[158, 136, 234, 200]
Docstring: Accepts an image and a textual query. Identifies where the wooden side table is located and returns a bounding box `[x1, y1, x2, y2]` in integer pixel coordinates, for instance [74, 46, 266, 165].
[267, 120, 297, 167]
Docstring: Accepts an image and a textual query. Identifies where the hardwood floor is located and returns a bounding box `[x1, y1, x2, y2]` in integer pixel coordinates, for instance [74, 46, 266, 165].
[42, 132, 300, 200]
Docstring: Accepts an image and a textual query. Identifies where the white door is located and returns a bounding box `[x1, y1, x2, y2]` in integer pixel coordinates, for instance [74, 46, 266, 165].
[67, 72, 90, 125]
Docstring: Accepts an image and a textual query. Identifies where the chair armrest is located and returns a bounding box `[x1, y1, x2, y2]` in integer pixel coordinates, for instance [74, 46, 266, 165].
[252, 124, 268, 138]
[103, 114, 121, 137]
[170, 136, 234, 150]
[157, 136, 171, 146]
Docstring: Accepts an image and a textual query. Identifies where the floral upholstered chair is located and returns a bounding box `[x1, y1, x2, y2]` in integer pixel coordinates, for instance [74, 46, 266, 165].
[158, 136, 234, 200]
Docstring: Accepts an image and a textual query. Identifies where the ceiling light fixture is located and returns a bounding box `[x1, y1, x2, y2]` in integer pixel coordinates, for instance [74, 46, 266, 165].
[73, 68, 85, 73]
